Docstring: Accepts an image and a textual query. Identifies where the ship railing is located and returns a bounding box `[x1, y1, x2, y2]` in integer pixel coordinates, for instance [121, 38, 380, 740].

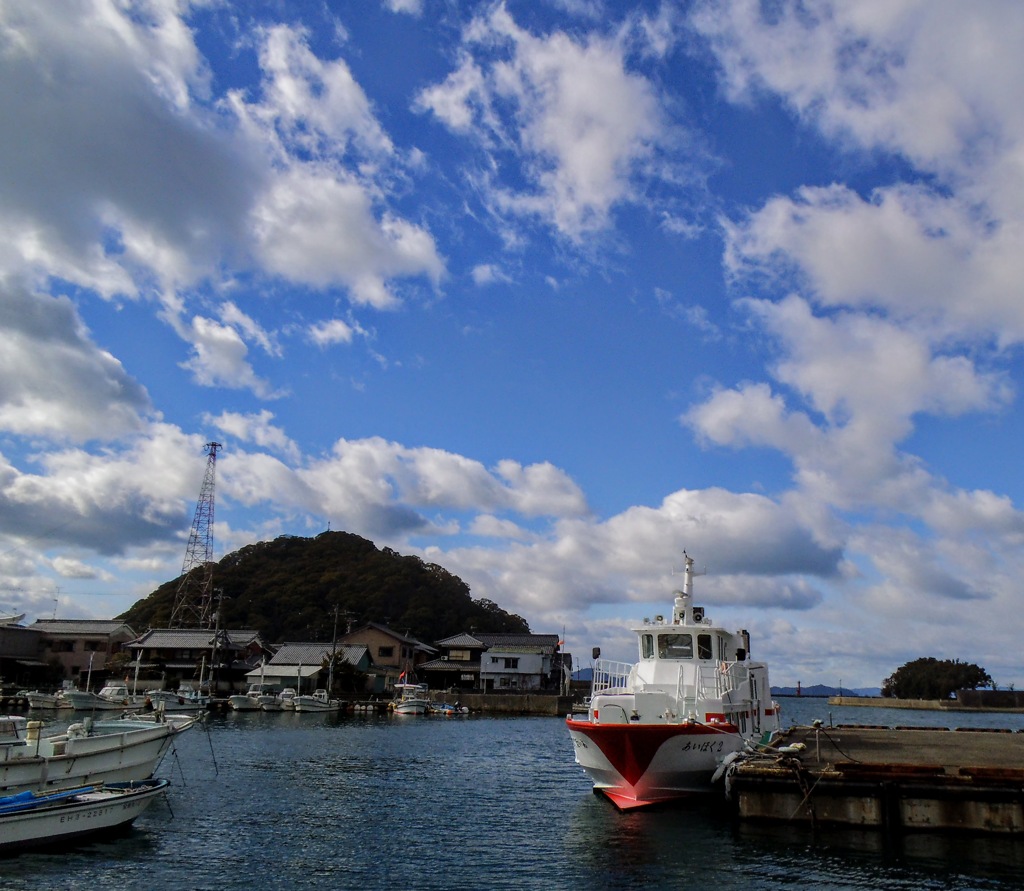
[591, 660, 634, 696]
[695, 661, 747, 699]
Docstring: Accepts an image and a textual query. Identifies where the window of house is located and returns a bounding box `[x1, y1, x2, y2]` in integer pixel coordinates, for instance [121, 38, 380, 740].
[378, 646, 394, 658]
[490, 656, 499, 664]
[448, 649, 471, 661]
[503, 657, 519, 669]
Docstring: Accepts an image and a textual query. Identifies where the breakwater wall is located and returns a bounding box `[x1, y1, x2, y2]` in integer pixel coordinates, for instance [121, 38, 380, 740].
[434, 692, 575, 716]
[829, 694, 1024, 713]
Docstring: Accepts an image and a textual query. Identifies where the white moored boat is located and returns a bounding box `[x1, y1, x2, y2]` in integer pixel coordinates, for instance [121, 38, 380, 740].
[25, 689, 73, 710]
[146, 684, 209, 712]
[292, 688, 343, 712]
[566, 553, 781, 809]
[0, 778, 169, 853]
[391, 683, 430, 716]
[62, 683, 148, 712]
[228, 683, 269, 712]
[259, 687, 295, 711]
[0, 711, 195, 795]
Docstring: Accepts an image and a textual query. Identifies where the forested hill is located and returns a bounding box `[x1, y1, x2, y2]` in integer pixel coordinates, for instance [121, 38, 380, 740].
[117, 531, 529, 645]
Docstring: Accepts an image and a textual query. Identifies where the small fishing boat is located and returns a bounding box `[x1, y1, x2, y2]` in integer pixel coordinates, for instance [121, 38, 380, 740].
[62, 683, 148, 712]
[0, 778, 169, 854]
[228, 683, 271, 712]
[565, 553, 781, 809]
[25, 689, 73, 710]
[0, 711, 195, 795]
[391, 683, 430, 716]
[292, 688, 343, 712]
[431, 702, 469, 716]
[259, 687, 295, 711]
[146, 684, 209, 712]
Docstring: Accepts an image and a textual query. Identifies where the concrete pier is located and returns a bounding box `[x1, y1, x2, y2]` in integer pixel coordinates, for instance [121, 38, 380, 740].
[730, 724, 1024, 834]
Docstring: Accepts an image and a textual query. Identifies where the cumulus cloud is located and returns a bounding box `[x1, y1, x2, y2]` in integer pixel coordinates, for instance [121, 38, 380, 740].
[205, 410, 300, 463]
[724, 184, 1024, 345]
[416, 4, 671, 240]
[0, 3, 445, 347]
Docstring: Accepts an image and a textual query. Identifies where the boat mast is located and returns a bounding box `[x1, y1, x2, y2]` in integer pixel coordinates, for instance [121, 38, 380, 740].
[672, 552, 695, 624]
[327, 605, 338, 697]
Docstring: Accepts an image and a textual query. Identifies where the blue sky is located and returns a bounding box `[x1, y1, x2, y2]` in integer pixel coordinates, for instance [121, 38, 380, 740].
[2, 0, 1023, 689]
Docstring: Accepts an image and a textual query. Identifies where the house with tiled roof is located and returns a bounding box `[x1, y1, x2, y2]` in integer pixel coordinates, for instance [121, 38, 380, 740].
[420, 632, 564, 692]
[30, 618, 136, 686]
[337, 622, 436, 694]
[124, 627, 271, 695]
[252, 642, 373, 695]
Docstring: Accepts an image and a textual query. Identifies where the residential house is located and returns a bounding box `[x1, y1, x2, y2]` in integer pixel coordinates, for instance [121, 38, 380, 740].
[420, 632, 564, 692]
[250, 642, 373, 695]
[30, 618, 136, 687]
[337, 622, 436, 694]
[124, 627, 270, 695]
[0, 616, 45, 689]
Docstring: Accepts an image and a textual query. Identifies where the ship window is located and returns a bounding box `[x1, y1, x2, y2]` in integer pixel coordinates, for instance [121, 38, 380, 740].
[658, 634, 693, 659]
[642, 634, 654, 659]
[697, 634, 712, 660]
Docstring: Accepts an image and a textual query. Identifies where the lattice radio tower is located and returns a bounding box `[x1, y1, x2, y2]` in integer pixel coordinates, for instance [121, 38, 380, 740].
[169, 442, 221, 628]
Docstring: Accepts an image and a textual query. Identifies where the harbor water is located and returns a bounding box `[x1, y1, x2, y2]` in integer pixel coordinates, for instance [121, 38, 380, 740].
[4, 697, 1024, 890]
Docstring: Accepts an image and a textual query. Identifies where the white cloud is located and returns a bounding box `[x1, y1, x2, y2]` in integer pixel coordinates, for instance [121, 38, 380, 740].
[692, 1, 1024, 191]
[383, 0, 424, 16]
[248, 23, 394, 160]
[251, 167, 444, 307]
[471, 263, 512, 286]
[0, 278, 151, 441]
[179, 315, 278, 398]
[205, 410, 300, 463]
[724, 184, 1024, 345]
[416, 5, 671, 240]
[308, 318, 357, 347]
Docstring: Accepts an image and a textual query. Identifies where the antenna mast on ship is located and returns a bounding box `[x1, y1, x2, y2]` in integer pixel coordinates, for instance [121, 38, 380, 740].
[169, 442, 221, 628]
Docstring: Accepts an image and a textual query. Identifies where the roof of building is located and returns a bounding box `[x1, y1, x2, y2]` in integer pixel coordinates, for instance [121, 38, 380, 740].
[268, 642, 366, 666]
[30, 619, 135, 636]
[478, 633, 560, 647]
[435, 632, 485, 647]
[419, 658, 479, 673]
[127, 628, 264, 649]
[435, 632, 561, 649]
[248, 664, 322, 679]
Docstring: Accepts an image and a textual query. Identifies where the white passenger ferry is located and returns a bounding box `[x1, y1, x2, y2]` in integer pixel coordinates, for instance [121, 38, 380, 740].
[566, 553, 781, 809]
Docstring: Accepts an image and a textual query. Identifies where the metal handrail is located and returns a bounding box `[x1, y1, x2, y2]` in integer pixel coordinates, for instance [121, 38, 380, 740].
[590, 659, 633, 695]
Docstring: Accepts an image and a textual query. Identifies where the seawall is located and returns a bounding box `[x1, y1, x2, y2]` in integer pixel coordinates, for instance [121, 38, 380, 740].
[829, 695, 1024, 713]
[434, 692, 575, 716]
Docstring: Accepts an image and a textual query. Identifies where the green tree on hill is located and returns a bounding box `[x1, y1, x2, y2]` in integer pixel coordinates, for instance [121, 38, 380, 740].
[881, 657, 992, 700]
[117, 530, 530, 644]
